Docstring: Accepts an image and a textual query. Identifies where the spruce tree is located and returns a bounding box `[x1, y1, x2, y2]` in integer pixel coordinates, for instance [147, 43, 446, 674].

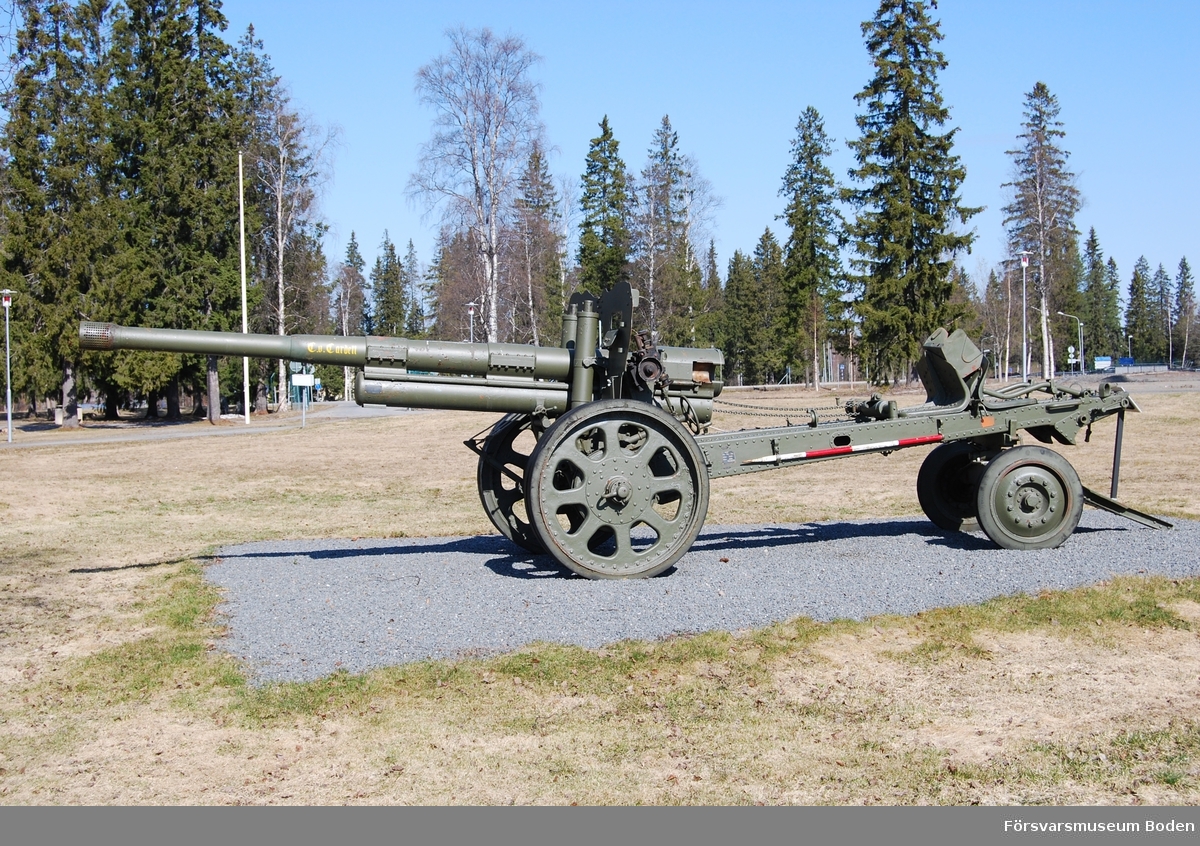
[577, 116, 630, 295]
[1104, 259, 1123, 358]
[1002, 82, 1081, 376]
[371, 232, 407, 336]
[403, 240, 426, 338]
[4, 0, 117, 424]
[1125, 257, 1155, 361]
[514, 143, 563, 344]
[721, 250, 756, 384]
[751, 229, 787, 384]
[338, 234, 369, 336]
[108, 0, 245, 419]
[1080, 229, 1121, 362]
[632, 115, 688, 341]
[694, 240, 724, 349]
[1151, 263, 1172, 363]
[330, 232, 367, 399]
[779, 106, 843, 389]
[844, 0, 978, 384]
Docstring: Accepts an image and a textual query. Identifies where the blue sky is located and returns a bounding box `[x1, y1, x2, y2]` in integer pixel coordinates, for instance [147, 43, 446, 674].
[223, 1, 1198, 300]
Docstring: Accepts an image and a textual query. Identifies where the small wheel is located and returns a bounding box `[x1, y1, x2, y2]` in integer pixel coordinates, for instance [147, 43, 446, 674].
[916, 441, 991, 532]
[476, 414, 544, 553]
[975, 446, 1083, 550]
[524, 399, 709, 579]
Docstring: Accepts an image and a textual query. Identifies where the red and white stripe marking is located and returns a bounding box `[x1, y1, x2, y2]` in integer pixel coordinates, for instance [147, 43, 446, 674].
[742, 433, 944, 466]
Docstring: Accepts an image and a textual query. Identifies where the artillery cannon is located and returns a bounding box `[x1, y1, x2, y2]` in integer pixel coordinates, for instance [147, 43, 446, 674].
[79, 283, 1167, 580]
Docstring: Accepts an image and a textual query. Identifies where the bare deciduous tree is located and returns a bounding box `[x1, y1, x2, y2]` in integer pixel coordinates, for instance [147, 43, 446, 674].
[409, 27, 543, 343]
[254, 88, 338, 409]
[330, 259, 366, 397]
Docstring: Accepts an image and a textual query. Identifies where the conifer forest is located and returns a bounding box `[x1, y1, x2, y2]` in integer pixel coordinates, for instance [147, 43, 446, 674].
[1, 1, 1194, 425]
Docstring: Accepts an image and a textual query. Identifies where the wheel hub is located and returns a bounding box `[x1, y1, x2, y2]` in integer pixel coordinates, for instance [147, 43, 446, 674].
[590, 458, 651, 523]
[975, 446, 1084, 551]
[601, 474, 633, 505]
[1003, 470, 1061, 528]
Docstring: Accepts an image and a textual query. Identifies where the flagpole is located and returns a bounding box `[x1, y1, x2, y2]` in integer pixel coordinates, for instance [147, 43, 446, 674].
[239, 151, 250, 425]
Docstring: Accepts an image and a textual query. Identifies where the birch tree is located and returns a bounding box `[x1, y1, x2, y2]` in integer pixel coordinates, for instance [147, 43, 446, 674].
[409, 26, 542, 343]
[254, 88, 337, 410]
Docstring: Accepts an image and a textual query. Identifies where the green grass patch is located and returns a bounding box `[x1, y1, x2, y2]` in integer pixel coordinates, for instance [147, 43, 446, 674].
[883, 576, 1198, 664]
[41, 559, 243, 710]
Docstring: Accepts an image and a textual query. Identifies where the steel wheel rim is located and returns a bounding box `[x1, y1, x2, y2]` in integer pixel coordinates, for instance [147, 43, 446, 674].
[528, 403, 708, 578]
[989, 463, 1070, 542]
[477, 414, 544, 553]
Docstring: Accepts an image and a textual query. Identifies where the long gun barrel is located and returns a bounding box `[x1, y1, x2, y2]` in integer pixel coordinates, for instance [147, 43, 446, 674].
[78, 284, 724, 421]
[80, 321, 577, 415]
[79, 321, 572, 376]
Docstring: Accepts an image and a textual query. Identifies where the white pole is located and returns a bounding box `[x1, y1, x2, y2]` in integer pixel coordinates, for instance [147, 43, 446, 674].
[239, 151, 250, 425]
[1019, 252, 1030, 382]
[2, 290, 12, 443]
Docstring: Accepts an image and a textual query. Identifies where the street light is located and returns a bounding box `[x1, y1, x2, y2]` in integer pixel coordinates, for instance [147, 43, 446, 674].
[466, 302, 477, 344]
[1017, 251, 1031, 381]
[1057, 311, 1084, 375]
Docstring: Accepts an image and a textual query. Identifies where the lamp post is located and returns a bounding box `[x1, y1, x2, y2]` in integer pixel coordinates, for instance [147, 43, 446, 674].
[1, 290, 12, 442]
[1017, 251, 1031, 381]
[1057, 311, 1084, 374]
[467, 302, 476, 344]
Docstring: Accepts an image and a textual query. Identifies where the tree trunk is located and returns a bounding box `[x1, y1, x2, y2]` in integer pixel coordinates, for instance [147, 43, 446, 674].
[1004, 273, 1012, 381]
[61, 362, 79, 429]
[485, 221, 500, 342]
[103, 386, 121, 420]
[524, 234, 539, 346]
[206, 355, 220, 424]
[1040, 291, 1051, 378]
[277, 359, 289, 412]
[1167, 299, 1174, 367]
[275, 165, 290, 412]
[166, 376, 181, 421]
[812, 312, 820, 391]
[647, 232, 657, 342]
[255, 380, 268, 413]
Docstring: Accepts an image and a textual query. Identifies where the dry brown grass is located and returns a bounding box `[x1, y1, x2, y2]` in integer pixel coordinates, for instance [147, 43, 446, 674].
[1, 378, 1198, 804]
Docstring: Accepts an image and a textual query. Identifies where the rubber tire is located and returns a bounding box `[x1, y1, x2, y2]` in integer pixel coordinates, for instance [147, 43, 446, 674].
[916, 441, 989, 532]
[975, 446, 1084, 550]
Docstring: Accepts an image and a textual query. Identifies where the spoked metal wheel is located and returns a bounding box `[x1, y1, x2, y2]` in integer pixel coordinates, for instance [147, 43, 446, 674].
[524, 400, 709, 579]
[476, 413, 545, 553]
[916, 441, 992, 532]
[975, 446, 1084, 550]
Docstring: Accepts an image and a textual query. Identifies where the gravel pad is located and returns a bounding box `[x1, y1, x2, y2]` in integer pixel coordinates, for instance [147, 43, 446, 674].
[207, 512, 1199, 684]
